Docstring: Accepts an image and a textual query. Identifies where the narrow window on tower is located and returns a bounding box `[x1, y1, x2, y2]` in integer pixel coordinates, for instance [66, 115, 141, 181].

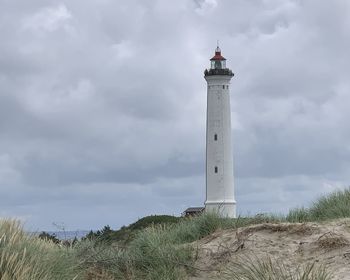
[214, 134, 218, 141]
[214, 166, 218, 173]
[226, 85, 229, 89]
[222, 85, 225, 89]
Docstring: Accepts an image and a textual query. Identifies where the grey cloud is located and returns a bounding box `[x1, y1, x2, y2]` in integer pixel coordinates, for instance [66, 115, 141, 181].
[0, 0, 349, 230]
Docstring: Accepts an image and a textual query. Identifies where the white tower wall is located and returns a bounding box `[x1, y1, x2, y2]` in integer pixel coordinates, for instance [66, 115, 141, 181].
[204, 73, 236, 217]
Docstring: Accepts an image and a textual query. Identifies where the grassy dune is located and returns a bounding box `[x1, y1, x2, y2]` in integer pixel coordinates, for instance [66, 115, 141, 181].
[287, 189, 350, 222]
[1, 188, 350, 279]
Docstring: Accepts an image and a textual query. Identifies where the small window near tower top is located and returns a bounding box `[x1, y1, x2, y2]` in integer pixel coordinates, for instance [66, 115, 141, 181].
[226, 85, 229, 89]
[222, 85, 225, 89]
[214, 166, 218, 173]
[214, 134, 218, 141]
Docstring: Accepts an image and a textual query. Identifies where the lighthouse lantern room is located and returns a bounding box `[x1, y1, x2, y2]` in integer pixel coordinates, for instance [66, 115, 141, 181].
[210, 46, 226, 69]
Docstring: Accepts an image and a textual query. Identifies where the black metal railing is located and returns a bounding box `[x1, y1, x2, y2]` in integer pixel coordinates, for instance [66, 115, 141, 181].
[204, 68, 234, 77]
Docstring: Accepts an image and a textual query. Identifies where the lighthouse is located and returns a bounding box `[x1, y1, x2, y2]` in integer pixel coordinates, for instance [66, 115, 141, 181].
[204, 46, 236, 218]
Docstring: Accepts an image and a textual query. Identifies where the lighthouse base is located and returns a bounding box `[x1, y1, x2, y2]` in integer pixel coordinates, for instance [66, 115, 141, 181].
[205, 201, 236, 218]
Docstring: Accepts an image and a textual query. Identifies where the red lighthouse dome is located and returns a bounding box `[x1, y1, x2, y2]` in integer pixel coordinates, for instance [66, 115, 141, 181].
[210, 46, 226, 69]
[210, 46, 226, 61]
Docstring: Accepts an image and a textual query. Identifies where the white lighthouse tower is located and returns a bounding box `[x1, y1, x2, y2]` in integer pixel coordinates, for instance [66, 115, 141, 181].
[204, 46, 236, 218]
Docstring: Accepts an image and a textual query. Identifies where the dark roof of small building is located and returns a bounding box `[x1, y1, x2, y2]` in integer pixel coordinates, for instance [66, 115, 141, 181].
[184, 207, 205, 213]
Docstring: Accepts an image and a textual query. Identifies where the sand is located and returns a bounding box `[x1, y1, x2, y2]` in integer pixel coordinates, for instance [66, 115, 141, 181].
[189, 219, 350, 279]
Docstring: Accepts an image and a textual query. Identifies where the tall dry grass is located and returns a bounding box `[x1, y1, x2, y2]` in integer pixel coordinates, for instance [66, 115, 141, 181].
[0, 219, 79, 280]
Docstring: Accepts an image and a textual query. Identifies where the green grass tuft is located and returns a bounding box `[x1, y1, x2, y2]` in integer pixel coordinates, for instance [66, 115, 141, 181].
[286, 188, 350, 223]
[309, 188, 350, 221]
[286, 207, 311, 223]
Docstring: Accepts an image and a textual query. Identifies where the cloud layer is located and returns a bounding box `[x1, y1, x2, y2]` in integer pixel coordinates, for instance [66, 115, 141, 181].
[0, 0, 349, 230]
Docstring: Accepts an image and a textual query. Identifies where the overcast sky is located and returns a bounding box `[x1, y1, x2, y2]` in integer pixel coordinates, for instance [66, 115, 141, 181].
[1, 0, 350, 231]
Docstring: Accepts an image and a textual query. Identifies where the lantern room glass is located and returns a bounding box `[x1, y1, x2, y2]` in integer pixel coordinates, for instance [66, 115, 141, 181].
[211, 60, 226, 70]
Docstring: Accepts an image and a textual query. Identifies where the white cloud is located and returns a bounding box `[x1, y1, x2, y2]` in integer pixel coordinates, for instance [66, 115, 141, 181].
[194, 0, 218, 15]
[22, 4, 72, 32]
[0, 154, 21, 184]
[111, 41, 135, 60]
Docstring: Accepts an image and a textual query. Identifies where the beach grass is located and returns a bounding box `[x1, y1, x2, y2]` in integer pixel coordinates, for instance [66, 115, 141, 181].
[0, 219, 80, 280]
